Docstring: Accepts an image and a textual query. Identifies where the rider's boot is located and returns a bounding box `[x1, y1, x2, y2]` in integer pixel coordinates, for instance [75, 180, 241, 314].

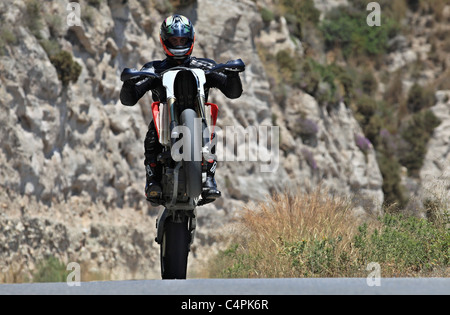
[145, 162, 162, 202]
[202, 159, 221, 200]
[144, 122, 163, 204]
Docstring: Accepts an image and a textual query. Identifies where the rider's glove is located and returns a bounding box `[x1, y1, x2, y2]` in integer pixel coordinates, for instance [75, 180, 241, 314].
[224, 70, 239, 78]
[206, 71, 227, 83]
[123, 75, 158, 92]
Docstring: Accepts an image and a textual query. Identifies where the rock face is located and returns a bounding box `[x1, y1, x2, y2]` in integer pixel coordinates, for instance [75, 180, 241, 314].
[281, 92, 383, 212]
[419, 91, 450, 208]
[0, 0, 386, 280]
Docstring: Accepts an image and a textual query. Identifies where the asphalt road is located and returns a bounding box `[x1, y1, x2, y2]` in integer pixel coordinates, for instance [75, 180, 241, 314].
[0, 278, 449, 295]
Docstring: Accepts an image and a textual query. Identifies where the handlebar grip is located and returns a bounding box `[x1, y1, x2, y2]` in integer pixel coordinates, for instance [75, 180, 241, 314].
[225, 58, 245, 71]
[120, 68, 140, 82]
[121, 67, 158, 82]
[208, 59, 245, 74]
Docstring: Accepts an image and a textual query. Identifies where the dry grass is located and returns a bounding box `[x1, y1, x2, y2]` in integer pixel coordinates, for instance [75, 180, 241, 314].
[207, 187, 449, 278]
[208, 187, 365, 278]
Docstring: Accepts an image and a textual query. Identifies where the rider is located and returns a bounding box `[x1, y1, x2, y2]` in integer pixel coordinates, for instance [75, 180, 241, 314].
[120, 14, 244, 204]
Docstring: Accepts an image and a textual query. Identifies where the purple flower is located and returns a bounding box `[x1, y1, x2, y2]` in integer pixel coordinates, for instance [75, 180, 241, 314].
[379, 128, 398, 152]
[379, 128, 390, 139]
[299, 118, 319, 136]
[301, 148, 318, 170]
[355, 134, 371, 152]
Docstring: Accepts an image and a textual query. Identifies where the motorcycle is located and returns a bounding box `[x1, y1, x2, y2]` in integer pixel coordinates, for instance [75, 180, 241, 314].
[120, 59, 245, 279]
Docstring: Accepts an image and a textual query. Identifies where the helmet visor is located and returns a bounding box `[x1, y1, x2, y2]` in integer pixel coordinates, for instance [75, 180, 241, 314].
[167, 36, 188, 48]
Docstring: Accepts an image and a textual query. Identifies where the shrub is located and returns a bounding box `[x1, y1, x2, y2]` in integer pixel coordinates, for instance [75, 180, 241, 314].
[353, 95, 380, 144]
[208, 188, 356, 278]
[40, 39, 61, 57]
[33, 256, 67, 282]
[399, 109, 441, 176]
[25, 0, 44, 39]
[0, 26, 18, 56]
[424, 198, 450, 228]
[377, 149, 408, 209]
[295, 58, 347, 107]
[360, 71, 378, 96]
[379, 128, 398, 153]
[279, 0, 321, 40]
[49, 50, 82, 86]
[260, 7, 275, 24]
[354, 214, 449, 274]
[406, 83, 435, 113]
[320, 6, 398, 60]
[272, 52, 354, 108]
[39, 37, 82, 87]
[275, 50, 297, 75]
[310, 62, 341, 106]
[45, 13, 64, 38]
[294, 57, 320, 95]
[364, 114, 383, 147]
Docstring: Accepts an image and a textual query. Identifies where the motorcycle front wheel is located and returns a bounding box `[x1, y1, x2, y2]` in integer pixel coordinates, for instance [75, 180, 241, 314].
[160, 214, 190, 279]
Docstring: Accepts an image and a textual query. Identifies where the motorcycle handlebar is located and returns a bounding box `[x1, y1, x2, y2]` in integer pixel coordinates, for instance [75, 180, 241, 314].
[120, 59, 245, 82]
[207, 58, 245, 74]
[120, 67, 158, 82]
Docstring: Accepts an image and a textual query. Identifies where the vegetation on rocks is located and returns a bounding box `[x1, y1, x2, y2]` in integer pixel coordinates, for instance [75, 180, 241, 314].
[258, 0, 445, 208]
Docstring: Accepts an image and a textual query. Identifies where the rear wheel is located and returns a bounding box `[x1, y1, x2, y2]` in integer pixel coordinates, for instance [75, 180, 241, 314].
[180, 108, 202, 198]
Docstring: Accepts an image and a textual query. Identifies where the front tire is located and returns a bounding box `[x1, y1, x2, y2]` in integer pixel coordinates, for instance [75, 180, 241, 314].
[160, 215, 190, 279]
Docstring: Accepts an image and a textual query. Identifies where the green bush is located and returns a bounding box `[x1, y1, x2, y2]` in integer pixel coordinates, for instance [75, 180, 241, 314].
[40, 39, 61, 57]
[282, 237, 352, 277]
[25, 0, 44, 39]
[275, 50, 297, 73]
[0, 26, 18, 56]
[354, 214, 449, 273]
[294, 57, 320, 95]
[320, 6, 398, 59]
[280, 0, 321, 40]
[399, 109, 441, 176]
[50, 50, 82, 86]
[260, 7, 275, 24]
[352, 95, 384, 145]
[360, 71, 378, 96]
[377, 150, 408, 208]
[406, 83, 435, 113]
[290, 57, 349, 107]
[39, 37, 82, 87]
[33, 256, 67, 282]
[354, 95, 377, 123]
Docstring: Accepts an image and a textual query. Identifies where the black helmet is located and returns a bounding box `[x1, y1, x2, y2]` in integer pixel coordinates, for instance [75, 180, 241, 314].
[160, 14, 195, 59]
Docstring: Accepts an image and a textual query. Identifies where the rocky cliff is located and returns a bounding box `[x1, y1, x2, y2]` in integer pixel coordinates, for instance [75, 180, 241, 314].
[0, 0, 447, 281]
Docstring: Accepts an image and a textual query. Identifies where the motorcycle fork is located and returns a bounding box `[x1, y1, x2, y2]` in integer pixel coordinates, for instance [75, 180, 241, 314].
[155, 208, 197, 247]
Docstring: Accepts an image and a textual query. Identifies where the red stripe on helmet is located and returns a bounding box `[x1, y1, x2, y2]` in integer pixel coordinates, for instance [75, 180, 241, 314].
[160, 36, 175, 57]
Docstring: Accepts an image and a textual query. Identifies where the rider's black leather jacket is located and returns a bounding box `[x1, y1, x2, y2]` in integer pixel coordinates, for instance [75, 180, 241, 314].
[120, 56, 243, 106]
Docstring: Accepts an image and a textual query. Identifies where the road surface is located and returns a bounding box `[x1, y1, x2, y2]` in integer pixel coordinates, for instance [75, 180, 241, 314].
[0, 278, 449, 295]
